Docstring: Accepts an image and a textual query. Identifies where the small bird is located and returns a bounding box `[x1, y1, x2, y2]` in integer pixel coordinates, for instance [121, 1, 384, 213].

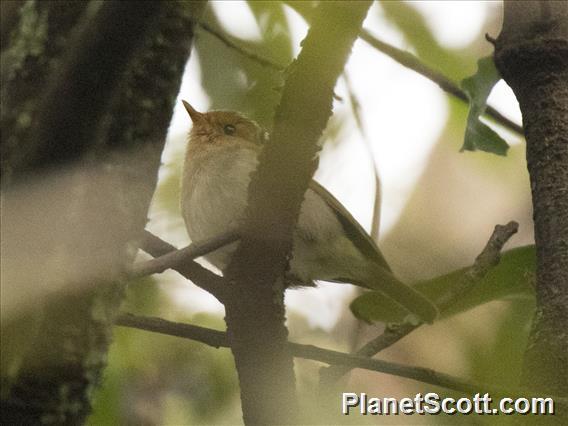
[180, 101, 438, 323]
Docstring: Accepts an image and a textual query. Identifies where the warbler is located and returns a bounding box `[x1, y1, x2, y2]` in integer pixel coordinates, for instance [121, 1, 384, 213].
[180, 101, 437, 323]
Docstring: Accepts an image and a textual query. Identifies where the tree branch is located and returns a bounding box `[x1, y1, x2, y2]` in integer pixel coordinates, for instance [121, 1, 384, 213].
[196, 21, 285, 71]
[359, 30, 523, 136]
[115, 312, 561, 402]
[321, 221, 519, 384]
[284, 1, 523, 137]
[198, 6, 523, 139]
[221, 2, 372, 424]
[133, 230, 238, 276]
[195, 20, 344, 102]
[135, 230, 229, 301]
[116, 313, 228, 348]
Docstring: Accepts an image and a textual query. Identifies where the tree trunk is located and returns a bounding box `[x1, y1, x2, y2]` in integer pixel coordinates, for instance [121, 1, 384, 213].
[223, 2, 372, 424]
[1, 2, 205, 423]
[494, 0, 567, 412]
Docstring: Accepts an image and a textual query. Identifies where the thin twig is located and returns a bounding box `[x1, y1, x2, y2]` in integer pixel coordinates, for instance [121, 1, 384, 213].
[197, 21, 285, 71]
[132, 230, 239, 277]
[140, 230, 180, 257]
[284, 1, 523, 136]
[116, 312, 228, 347]
[343, 71, 381, 353]
[437, 220, 520, 311]
[197, 21, 343, 102]
[321, 221, 519, 384]
[115, 312, 544, 399]
[134, 230, 236, 300]
[343, 72, 381, 241]
[359, 30, 523, 136]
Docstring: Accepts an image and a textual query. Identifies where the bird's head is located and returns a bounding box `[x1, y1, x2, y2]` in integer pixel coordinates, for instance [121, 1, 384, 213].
[182, 100, 268, 146]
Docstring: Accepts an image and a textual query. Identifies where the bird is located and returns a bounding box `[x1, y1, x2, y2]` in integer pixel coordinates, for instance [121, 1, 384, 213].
[180, 101, 438, 323]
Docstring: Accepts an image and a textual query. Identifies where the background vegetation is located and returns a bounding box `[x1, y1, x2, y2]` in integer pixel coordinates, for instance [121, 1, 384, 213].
[93, 2, 531, 424]
[3, 1, 564, 424]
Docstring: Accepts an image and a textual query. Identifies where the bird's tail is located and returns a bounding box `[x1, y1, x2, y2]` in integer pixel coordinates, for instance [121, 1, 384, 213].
[352, 264, 438, 324]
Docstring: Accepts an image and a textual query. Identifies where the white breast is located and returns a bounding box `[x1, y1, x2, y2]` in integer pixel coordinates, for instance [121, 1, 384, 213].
[181, 142, 361, 282]
[181, 143, 259, 270]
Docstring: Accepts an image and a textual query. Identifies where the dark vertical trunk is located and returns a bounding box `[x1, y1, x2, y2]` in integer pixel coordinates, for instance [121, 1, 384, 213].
[222, 2, 372, 424]
[494, 0, 568, 410]
[1, 2, 205, 423]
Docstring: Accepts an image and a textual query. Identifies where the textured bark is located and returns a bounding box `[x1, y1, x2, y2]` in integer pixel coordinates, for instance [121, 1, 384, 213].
[222, 2, 372, 424]
[1, 1, 205, 423]
[494, 0, 568, 411]
[1, 0, 88, 180]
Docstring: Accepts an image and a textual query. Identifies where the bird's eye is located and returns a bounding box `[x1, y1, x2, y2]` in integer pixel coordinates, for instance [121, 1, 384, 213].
[223, 124, 236, 135]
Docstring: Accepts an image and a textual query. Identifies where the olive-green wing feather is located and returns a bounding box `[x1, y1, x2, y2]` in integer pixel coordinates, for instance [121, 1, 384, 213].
[309, 180, 438, 323]
[309, 180, 391, 272]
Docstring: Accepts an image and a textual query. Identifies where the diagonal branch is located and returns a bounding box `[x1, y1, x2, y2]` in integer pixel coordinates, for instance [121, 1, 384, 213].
[196, 20, 344, 102]
[321, 221, 519, 384]
[284, 1, 523, 137]
[133, 229, 239, 277]
[115, 312, 554, 400]
[116, 313, 228, 348]
[196, 21, 285, 71]
[134, 230, 232, 301]
[197, 11, 522, 137]
[359, 30, 523, 136]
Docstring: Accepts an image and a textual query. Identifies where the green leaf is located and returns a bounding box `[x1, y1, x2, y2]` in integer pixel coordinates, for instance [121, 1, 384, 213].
[350, 245, 535, 324]
[350, 292, 409, 324]
[460, 56, 509, 156]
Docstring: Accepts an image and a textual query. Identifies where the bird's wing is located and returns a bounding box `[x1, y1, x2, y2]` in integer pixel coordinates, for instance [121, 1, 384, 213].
[308, 180, 392, 272]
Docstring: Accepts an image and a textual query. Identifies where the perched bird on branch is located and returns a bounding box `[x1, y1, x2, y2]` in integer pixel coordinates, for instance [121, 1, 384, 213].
[180, 101, 438, 323]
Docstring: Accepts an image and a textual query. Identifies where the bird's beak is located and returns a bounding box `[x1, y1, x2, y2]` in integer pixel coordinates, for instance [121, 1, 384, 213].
[182, 100, 204, 122]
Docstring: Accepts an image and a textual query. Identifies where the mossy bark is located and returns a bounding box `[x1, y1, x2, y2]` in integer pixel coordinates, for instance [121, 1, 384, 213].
[494, 1, 567, 420]
[1, 2, 205, 423]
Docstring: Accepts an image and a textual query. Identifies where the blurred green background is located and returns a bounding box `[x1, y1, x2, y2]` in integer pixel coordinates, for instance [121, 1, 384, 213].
[88, 1, 533, 424]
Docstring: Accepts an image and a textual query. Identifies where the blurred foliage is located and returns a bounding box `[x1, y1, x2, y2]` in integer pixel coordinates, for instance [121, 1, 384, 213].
[1, 312, 42, 399]
[89, 315, 239, 425]
[90, 278, 240, 425]
[379, 0, 473, 79]
[86, 2, 534, 424]
[350, 245, 535, 323]
[461, 56, 509, 155]
[150, 145, 186, 226]
[195, 1, 293, 127]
